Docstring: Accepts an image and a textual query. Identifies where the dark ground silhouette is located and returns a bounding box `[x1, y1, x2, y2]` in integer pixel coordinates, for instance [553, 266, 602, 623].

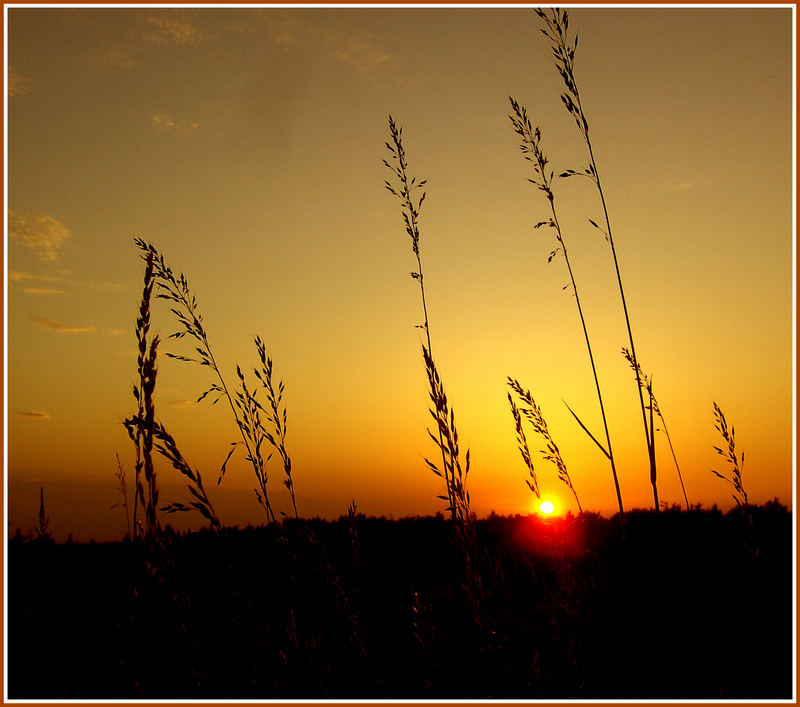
[7, 503, 792, 699]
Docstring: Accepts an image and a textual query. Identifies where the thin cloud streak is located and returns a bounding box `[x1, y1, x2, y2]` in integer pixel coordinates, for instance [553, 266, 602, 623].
[658, 178, 696, 192]
[23, 288, 64, 295]
[151, 113, 200, 136]
[10, 271, 124, 292]
[29, 316, 96, 334]
[167, 399, 196, 409]
[16, 410, 51, 420]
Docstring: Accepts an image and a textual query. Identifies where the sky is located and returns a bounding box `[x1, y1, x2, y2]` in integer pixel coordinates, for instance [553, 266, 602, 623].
[5, 5, 794, 541]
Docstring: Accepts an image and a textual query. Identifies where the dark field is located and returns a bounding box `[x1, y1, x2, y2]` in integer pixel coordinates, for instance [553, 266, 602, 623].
[7, 504, 793, 699]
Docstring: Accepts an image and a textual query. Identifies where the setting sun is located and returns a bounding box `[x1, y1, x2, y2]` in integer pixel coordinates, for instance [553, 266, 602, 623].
[539, 500, 555, 516]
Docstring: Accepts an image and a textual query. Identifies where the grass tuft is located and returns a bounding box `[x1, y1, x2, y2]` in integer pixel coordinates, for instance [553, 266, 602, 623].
[508, 378, 582, 514]
[422, 344, 471, 521]
[711, 402, 748, 508]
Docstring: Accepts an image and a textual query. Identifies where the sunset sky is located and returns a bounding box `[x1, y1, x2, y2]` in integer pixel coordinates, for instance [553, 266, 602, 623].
[6, 6, 794, 541]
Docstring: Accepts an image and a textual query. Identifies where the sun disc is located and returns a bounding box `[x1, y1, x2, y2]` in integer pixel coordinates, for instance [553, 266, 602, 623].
[540, 500, 555, 515]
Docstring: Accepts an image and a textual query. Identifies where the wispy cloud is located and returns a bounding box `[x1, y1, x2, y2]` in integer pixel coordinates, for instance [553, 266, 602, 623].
[331, 35, 395, 82]
[29, 315, 96, 334]
[102, 48, 138, 69]
[145, 15, 204, 46]
[23, 287, 64, 295]
[151, 113, 200, 136]
[658, 178, 696, 192]
[8, 210, 70, 261]
[167, 399, 196, 409]
[95, 13, 204, 71]
[17, 410, 51, 420]
[8, 71, 29, 97]
[10, 271, 124, 292]
[9, 271, 56, 283]
[249, 12, 403, 86]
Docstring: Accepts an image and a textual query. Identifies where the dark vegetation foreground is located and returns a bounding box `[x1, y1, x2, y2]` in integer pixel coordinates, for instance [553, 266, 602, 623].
[8, 504, 792, 699]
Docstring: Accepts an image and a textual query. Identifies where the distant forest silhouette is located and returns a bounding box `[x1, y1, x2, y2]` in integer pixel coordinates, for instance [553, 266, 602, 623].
[9, 506, 792, 698]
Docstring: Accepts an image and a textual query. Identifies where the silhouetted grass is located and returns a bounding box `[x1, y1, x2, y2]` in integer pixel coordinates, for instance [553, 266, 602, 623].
[134, 238, 297, 523]
[623, 347, 690, 508]
[111, 453, 132, 540]
[508, 378, 582, 514]
[153, 421, 221, 530]
[711, 402, 748, 507]
[35, 486, 52, 542]
[124, 242, 221, 533]
[506, 98, 618, 515]
[534, 8, 659, 510]
[507, 390, 540, 499]
[384, 116, 471, 521]
[122, 248, 159, 538]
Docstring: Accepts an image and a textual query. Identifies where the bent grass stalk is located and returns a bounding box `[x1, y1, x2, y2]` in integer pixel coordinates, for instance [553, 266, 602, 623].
[384, 115, 470, 520]
[622, 348, 690, 509]
[154, 421, 221, 529]
[508, 378, 582, 514]
[535, 8, 659, 511]
[508, 392, 540, 501]
[508, 97, 622, 517]
[254, 336, 298, 518]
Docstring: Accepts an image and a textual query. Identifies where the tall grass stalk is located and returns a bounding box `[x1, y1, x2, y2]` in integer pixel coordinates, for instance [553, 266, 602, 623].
[123, 249, 160, 538]
[508, 97, 622, 517]
[535, 8, 659, 510]
[508, 378, 582, 514]
[384, 116, 470, 520]
[622, 348, 689, 509]
[711, 402, 748, 507]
